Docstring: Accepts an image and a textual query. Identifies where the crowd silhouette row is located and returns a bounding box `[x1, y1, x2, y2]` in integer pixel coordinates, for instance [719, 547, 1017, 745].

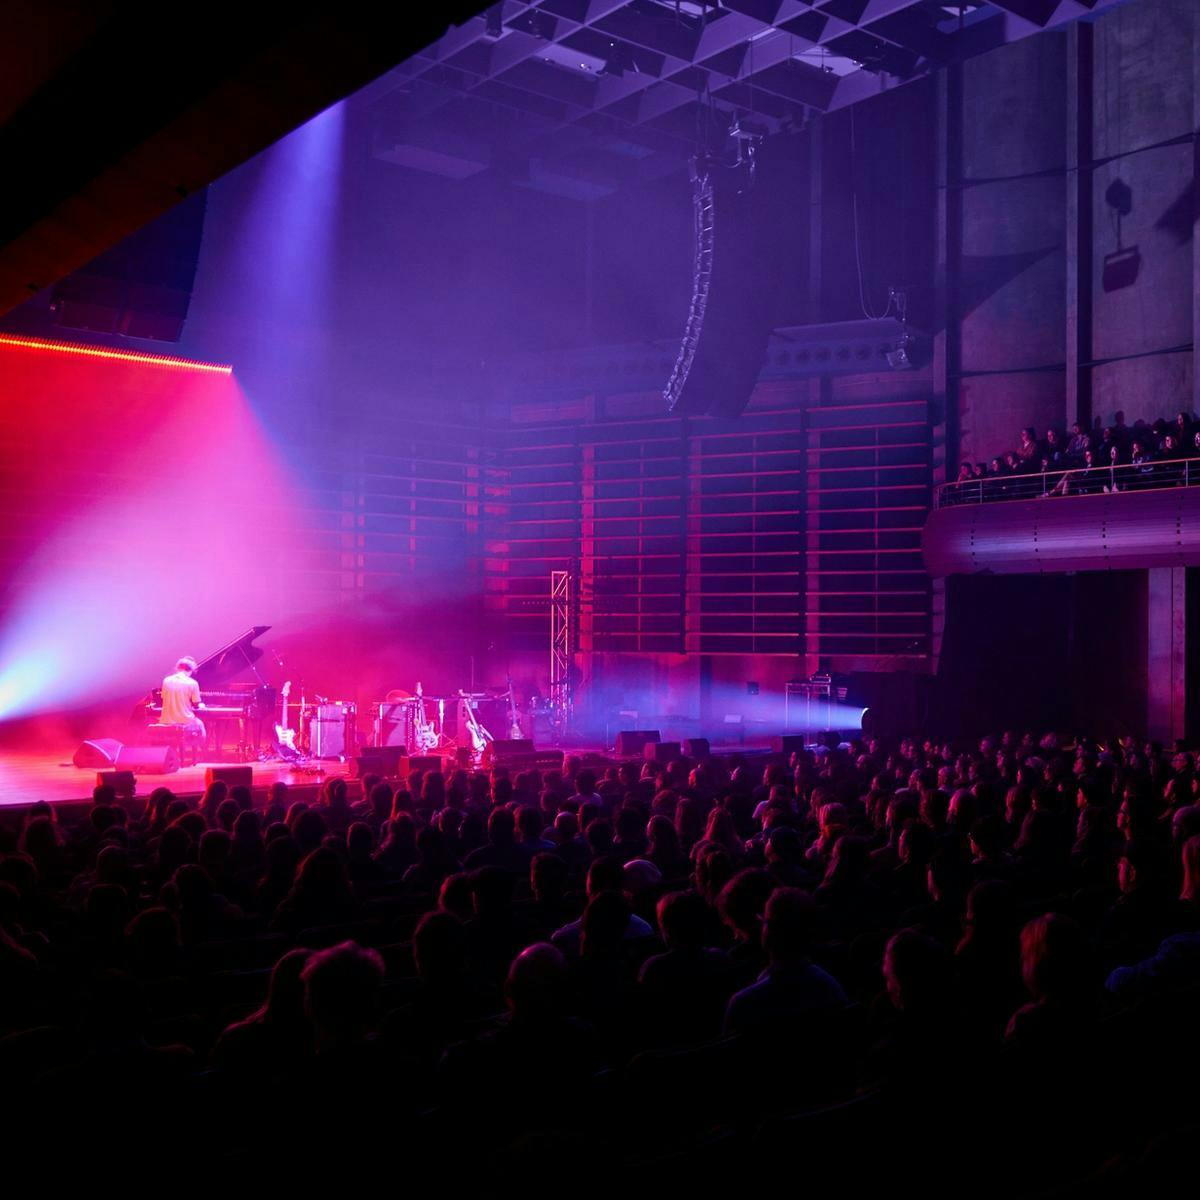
[2, 734, 1199, 1193]
[954, 411, 1200, 498]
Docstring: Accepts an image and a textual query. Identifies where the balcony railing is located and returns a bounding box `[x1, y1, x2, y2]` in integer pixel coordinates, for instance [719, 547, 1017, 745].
[934, 456, 1200, 509]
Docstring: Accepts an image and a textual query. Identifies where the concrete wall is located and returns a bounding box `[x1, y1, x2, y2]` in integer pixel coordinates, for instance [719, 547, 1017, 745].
[955, 32, 1067, 466]
[949, 0, 1197, 464]
[1091, 0, 1196, 424]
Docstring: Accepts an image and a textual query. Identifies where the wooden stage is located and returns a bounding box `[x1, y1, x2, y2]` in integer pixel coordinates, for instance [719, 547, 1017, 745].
[0, 750, 356, 813]
[0, 738, 779, 819]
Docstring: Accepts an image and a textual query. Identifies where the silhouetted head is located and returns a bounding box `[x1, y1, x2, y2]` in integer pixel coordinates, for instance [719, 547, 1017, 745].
[884, 928, 952, 1013]
[302, 941, 384, 1049]
[1020, 913, 1089, 1003]
[505, 942, 569, 1022]
[762, 887, 818, 964]
[656, 889, 709, 952]
[414, 910, 467, 984]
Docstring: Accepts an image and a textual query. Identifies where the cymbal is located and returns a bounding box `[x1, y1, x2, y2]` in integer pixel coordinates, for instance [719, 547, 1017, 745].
[384, 688, 414, 702]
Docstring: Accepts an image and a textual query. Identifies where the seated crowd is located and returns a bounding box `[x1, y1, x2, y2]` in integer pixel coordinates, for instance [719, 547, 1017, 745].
[954, 410, 1200, 495]
[2, 735, 1199, 1191]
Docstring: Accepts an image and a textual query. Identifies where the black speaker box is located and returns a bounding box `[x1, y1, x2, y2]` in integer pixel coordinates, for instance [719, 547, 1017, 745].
[95, 770, 136, 796]
[681, 738, 711, 758]
[490, 739, 534, 761]
[644, 741, 682, 764]
[74, 738, 123, 768]
[117, 745, 179, 774]
[616, 730, 660, 757]
[408, 755, 443, 775]
[205, 766, 252, 788]
[771, 735, 808, 756]
[354, 746, 408, 778]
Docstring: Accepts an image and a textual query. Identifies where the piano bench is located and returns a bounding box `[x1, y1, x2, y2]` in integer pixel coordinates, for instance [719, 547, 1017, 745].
[147, 723, 202, 766]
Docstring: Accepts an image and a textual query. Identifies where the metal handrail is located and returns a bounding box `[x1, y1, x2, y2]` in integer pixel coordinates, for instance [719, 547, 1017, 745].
[934, 456, 1198, 509]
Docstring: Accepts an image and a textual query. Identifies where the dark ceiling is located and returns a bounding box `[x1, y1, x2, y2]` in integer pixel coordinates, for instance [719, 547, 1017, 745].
[365, 0, 1124, 198]
[0, 1, 491, 317]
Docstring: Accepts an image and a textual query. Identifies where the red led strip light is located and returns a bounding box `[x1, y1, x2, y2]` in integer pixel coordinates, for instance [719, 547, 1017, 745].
[0, 333, 233, 374]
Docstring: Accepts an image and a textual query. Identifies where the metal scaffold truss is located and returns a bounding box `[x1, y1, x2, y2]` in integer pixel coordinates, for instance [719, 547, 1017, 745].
[550, 569, 573, 729]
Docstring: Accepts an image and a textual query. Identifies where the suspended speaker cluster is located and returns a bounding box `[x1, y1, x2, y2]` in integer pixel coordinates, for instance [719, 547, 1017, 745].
[663, 136, 804, 419]
[663, 163, 716, 414]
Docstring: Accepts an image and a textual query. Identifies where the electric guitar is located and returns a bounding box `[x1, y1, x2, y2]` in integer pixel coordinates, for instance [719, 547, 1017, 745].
[414, 682, 440, 753]
[459, 692, 491, 757]
[506, 675, 522, 739]
[275, 681, 298, 756]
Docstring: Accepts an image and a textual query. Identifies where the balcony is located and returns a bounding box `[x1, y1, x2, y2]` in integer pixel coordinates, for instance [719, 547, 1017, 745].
[923, 457, 1200, 576]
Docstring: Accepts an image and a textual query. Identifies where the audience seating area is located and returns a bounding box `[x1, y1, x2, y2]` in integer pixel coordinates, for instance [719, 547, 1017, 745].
[942, 411, 1200, 505]
[2, 738, 1199, 1194]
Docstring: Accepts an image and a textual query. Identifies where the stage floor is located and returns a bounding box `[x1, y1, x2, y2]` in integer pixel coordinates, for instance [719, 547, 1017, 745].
[0, 751, 354, 810]
[0, 738, 777, 815]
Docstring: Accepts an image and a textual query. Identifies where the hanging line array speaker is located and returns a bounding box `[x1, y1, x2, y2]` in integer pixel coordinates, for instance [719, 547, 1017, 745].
[664, 134, 804, 419]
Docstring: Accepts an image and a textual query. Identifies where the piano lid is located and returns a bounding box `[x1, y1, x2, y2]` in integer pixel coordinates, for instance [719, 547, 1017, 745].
[192, 625, 271, 689]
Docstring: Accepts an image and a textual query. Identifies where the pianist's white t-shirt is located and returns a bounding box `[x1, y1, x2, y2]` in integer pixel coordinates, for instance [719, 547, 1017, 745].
[161, 671, 202, 725]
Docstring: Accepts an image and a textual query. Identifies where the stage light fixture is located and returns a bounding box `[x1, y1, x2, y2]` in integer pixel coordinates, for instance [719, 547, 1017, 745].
[886, 336, 914, 370]
[599, 41, 635, 78]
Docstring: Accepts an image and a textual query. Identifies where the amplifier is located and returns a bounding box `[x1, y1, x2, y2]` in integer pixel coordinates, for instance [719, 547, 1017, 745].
[311, 702, 355, 759]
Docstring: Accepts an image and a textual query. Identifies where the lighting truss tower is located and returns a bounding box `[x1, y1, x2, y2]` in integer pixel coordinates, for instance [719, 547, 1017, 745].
[549, 569, 573, 728]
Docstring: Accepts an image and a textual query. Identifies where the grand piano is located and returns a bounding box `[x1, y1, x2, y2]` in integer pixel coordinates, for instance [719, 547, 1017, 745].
[139, 625, 277, 761]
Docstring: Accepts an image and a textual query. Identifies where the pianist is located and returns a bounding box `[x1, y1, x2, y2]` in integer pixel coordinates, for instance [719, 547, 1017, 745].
[161, 655, 207, 740]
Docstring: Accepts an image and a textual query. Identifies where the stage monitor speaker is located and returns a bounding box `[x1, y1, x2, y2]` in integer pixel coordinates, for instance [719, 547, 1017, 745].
[408, 755, 443, 775]
[205, 766, 253, 789]
[74, 738, 123, 768]
[644, 741, 682, 764]
[491, 739, 534, 762]
[616, 730, 660, 757]
[116, 745, 179, 774]
[665, 135, 804, 418]
[96, 770, 136, 797]
[353, 746, 407, 778]
[681, 738, 711, 758]
[772, 735, 807, 756]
